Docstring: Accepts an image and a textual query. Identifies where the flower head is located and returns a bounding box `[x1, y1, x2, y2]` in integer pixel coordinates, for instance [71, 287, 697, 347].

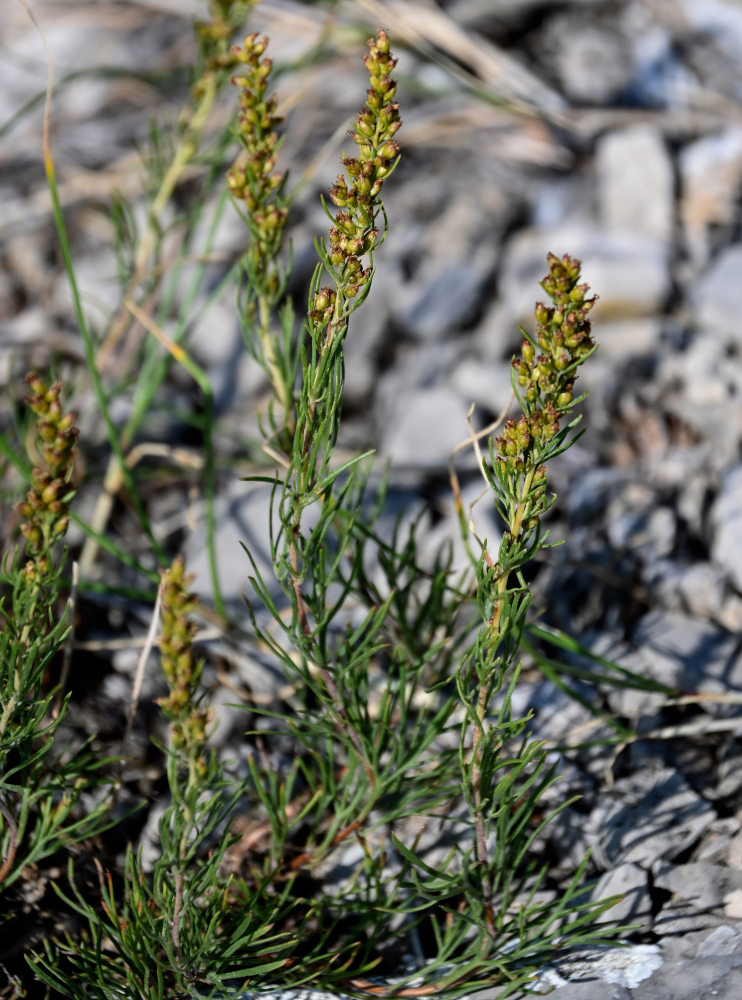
[16, 373, 78, 560]
[497, 253, 596, 476]
[313, 29, 402, 319]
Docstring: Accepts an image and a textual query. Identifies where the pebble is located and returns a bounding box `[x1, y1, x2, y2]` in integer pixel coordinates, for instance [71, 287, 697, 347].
[652, 859, 742, 911]
[592, 862, 653, 929]
[596, 125, 674, 244]
[711, 463, 742, 592]
[691, 242, 742, 341]
[679, 128, 742, 265]
[607, 609, 741, 716]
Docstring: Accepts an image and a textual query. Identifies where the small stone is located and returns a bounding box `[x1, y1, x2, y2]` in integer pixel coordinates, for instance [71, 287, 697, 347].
[596, 125, 674, 244]
[534, 943, 663, 994]
[698, 924, 742, 956]
[593, 863, 653, 928]
[680, 127, 742, 265]
[696, 817, 742, 863]
[607, 610, 741, 717]
[652, 860, 742, 911]
[677, 563, 726, 620]
[712, 463, 742, 592]
[380, 386, 471, 470]
[541, 15, 634, 105]
[403, 255, 493, 341]
[692, 243, 742, 341]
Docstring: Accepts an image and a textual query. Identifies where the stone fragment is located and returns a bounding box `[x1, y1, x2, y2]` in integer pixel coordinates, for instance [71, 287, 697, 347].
[652, 860, 742, 911]
[654, 332, 742, 466]
[692, 243, 742, 340]
[380, 386, 471, 470]
[184, 479, 292, 612]
[724, 890, 742, 919]
[607, 610, 740, 716]
[680, 127, 742, 265]
[676, 562, 727, 620]
[696, 817, 742, 863]
[653, 900, 731, 938]
[712, 463, 742, 592]
[589, 768, 716, 869]
[533, 944, 663, 995]
[540, 16, 634, 104]
[593, 862, 652, 929]
[403, 254, 493, 341]
[596, 125, 674, 244]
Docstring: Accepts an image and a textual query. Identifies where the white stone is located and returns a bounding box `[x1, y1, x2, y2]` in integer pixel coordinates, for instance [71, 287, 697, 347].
[680, 128, 742, 265]
[596, 125, 674, 244]
[724, 890, 742, 919]
[692, 243, 742, 340]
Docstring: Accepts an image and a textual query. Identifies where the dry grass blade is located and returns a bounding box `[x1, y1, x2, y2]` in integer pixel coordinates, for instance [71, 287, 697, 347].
[354, 0, 567, 118]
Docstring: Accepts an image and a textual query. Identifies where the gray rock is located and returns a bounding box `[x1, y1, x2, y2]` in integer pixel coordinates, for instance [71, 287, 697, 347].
[593, 862, 653, 929]
[655, 334, 742, 465]
[594, 318, 662, 360]
[695, 817, 742, 863]
[692, 243, 742, 340]
[596, 126, 674, 244]
[679, 128, 742, 266]
[606, 490, 676, 562]
[417, 478, 502, 577]
[402, 256, 492, 341]
[380, 385, 472, 470]
[715, 742, 742, 800]
[712, 463, 742, 592]
[676, 562, 727, 620]
[607, 610, 741, 716]
[450, 354, 514, 417]
[652, 859, 742, 911]
[539, 15, 634, 105]
[529, 944, 663, 996]
[184, 477, 289, 611]
[680, 0, 742, 79]
[565, 466, 631, 522]
[652, 900, 732, 938]
[588, 768, 716, 869]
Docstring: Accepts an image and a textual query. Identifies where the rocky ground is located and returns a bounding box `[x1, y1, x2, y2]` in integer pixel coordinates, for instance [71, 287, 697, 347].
[3, 0, 742, 997]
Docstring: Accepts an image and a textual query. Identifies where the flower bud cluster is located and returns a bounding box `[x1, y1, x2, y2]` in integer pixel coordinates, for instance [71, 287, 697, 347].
[317, 29, 401, 307]
[158, 557, 211, 777]
[16, 373, 78, 563]
[497, 253, 596, 476]
[227, 32, 288, 297]
[193, 0, 256, 93]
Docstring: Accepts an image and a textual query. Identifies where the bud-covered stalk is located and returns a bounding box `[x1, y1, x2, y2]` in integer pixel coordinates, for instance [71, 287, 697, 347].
[463, 255, 597, 933]
[227, 31, 292, 435]
[311, 29, 401, 345]
[16, 373, 79, 586]
[157, 557, 211, 783]
[491, 253, 596, 613]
